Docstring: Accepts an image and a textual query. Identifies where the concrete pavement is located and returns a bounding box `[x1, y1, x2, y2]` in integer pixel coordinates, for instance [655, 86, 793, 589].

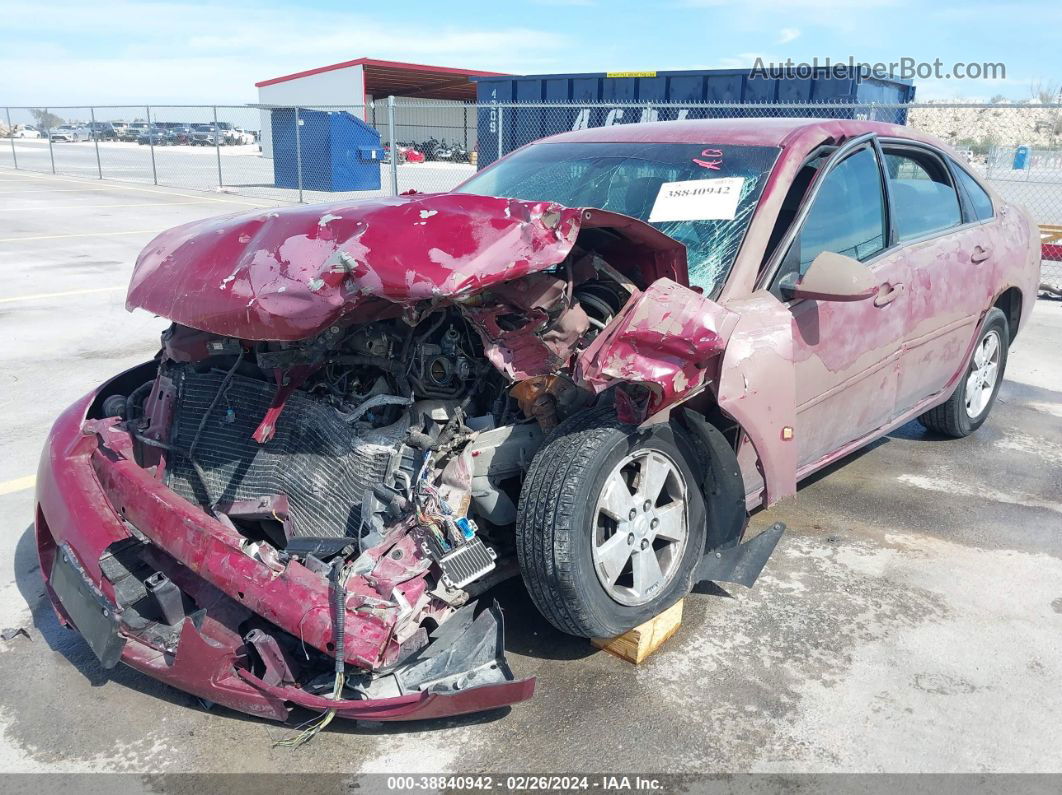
[0, 169, 1059, 775]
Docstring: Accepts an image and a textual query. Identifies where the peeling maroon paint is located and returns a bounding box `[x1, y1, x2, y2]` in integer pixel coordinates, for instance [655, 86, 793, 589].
[575, 279, 737, 414]
[127, 194, 584, 341]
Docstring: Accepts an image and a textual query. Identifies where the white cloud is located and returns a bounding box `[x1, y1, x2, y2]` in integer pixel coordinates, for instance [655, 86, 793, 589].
[777, 27, 801, 44]
[0, 0, 572, 104]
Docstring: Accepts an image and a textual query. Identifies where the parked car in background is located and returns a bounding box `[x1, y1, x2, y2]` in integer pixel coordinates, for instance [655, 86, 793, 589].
[122, 122, 150, 142]
[191, 122, 239, 145]
[136, 125, 171, 146]
[10, 126, 42, 139]
[231, 127, 255, 145]
[216, 122, 240, 145]
[189, 123, 220, 146]
[50, 125, 90, 143]
[88, 121, 119, 141]
[166, 125, 196, 145]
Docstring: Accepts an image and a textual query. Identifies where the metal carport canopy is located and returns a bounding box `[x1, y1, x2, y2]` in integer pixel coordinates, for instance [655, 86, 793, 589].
[255, 57, 508, 101]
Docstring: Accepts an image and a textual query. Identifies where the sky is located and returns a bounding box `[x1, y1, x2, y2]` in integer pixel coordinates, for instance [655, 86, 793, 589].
[0, 0, 1058, 106]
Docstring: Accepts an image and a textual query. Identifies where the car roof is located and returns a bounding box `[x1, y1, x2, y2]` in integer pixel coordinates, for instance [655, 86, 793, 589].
[536, 117, 953, 158]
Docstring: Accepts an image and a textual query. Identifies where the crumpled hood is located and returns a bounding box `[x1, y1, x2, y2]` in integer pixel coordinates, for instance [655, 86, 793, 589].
[127, 193, 583, 340]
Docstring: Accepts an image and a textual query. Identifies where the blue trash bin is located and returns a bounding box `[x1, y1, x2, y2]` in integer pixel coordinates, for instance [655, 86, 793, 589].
[271, 109, 384, 192]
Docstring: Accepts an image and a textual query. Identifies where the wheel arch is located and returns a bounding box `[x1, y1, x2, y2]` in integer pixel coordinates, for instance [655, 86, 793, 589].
[675, 408, 749, 551]
[992, 285, 1022, 345]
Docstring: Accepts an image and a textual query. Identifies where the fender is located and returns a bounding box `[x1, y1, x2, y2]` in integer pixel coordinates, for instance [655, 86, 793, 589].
[579, 283, 797, 505]
[713, 291, 797, 506]
[575, 278, 739, 416]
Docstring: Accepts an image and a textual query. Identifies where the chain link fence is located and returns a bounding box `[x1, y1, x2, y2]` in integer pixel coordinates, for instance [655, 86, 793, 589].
[3, 99, 1060, 290]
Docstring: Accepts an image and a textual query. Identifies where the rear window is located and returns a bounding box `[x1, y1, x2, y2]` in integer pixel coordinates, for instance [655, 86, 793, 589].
[952, 164, 994, 221]
[883, 150, 962, 241]
[456, 141, 779, 295]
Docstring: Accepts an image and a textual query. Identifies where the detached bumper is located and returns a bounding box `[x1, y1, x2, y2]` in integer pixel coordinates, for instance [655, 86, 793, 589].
[35, 382, 534, 723]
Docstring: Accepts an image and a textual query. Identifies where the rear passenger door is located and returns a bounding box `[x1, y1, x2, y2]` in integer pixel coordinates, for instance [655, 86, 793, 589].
[879, 144, 996, 409]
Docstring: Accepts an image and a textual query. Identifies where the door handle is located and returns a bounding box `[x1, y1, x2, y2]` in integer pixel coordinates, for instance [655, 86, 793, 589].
[971, 245, 991, 263]
[873, 282, 904, 307]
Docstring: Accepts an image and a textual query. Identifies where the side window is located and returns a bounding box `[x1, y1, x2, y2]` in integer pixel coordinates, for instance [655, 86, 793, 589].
[952, 164, 994, 221]
[762, 149, 830, 266]
[773, 146, 886, 288]
[883, 149, 962, 241]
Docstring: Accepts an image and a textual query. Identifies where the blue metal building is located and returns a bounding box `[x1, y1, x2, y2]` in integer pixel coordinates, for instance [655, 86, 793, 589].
[472, 67, 915, 167]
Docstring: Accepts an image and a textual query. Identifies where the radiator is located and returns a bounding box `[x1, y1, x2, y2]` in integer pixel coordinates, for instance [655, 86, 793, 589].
[165, 368, 408, 539]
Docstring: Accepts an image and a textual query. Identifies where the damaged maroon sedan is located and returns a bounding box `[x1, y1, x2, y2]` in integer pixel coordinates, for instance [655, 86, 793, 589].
[36, 118, 1040, 724]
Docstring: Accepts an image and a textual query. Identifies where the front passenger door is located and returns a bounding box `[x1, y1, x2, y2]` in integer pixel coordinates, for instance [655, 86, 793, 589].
[770, 140, 910, 471]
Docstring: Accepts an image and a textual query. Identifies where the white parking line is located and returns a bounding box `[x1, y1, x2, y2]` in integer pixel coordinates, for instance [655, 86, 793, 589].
[0, 476, 35, 497]
[0, 200, 218, 212]
[0, 187, 125, 194]
[0, 230, 155, 243]
[0, 285, 125, 304]
[0, 169, 274, 208]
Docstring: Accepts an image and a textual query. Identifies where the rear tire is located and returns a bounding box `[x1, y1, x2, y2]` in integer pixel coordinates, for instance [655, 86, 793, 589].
[516, 408, 707, 638]
[918, 307, 1008, 438]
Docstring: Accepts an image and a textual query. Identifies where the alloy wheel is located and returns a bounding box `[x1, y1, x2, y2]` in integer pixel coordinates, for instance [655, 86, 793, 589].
[592, 449, 689, 606]
[965, 329, 1001, 419]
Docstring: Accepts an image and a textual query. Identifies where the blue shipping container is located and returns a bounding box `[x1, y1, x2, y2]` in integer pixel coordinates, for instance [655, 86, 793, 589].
[472, 67, 915, 167]
[271, 109, 385, 192]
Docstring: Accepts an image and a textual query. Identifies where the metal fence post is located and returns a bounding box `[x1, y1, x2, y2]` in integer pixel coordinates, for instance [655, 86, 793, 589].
[46, 107, 56, 174]
[89, 106, 102, 179]
[387, 96, 398, 196]
[5, 108, 17, 169]
[497, 105, 504, 160]
[146, 105, 158, 185]
[294, 106, 304, 203]
[213, 106, 223, 188]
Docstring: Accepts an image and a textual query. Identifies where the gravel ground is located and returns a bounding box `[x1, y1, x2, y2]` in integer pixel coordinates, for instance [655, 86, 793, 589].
[0, 168, 1059, 776]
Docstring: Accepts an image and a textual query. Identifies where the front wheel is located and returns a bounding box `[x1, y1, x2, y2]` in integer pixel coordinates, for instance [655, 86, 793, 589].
[516, 408, 706, 638]
[918, 307, 1009, 437]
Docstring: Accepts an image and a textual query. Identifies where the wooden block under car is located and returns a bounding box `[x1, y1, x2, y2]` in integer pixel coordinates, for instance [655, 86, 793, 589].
[591, 599, 683, 664]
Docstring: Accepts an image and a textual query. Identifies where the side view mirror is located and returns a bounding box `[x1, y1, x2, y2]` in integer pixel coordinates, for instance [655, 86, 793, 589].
[779, 251, 878, 302]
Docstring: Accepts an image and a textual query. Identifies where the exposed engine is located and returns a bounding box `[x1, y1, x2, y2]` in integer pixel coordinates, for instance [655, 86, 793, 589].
[110, 245, 636, 697]
[162, 310, 507, 555]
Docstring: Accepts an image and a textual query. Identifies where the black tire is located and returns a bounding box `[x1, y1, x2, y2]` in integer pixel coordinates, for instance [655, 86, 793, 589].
[516, 407, 707, 638]
[918, 307, 1009, 438]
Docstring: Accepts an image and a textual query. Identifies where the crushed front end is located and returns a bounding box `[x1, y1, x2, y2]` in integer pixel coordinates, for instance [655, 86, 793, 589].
[35, 193, 700, 724]
[35, 353, 535, 722]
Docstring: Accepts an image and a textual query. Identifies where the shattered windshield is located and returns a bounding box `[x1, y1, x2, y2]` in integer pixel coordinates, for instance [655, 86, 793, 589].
[456, 141, 779, 294]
